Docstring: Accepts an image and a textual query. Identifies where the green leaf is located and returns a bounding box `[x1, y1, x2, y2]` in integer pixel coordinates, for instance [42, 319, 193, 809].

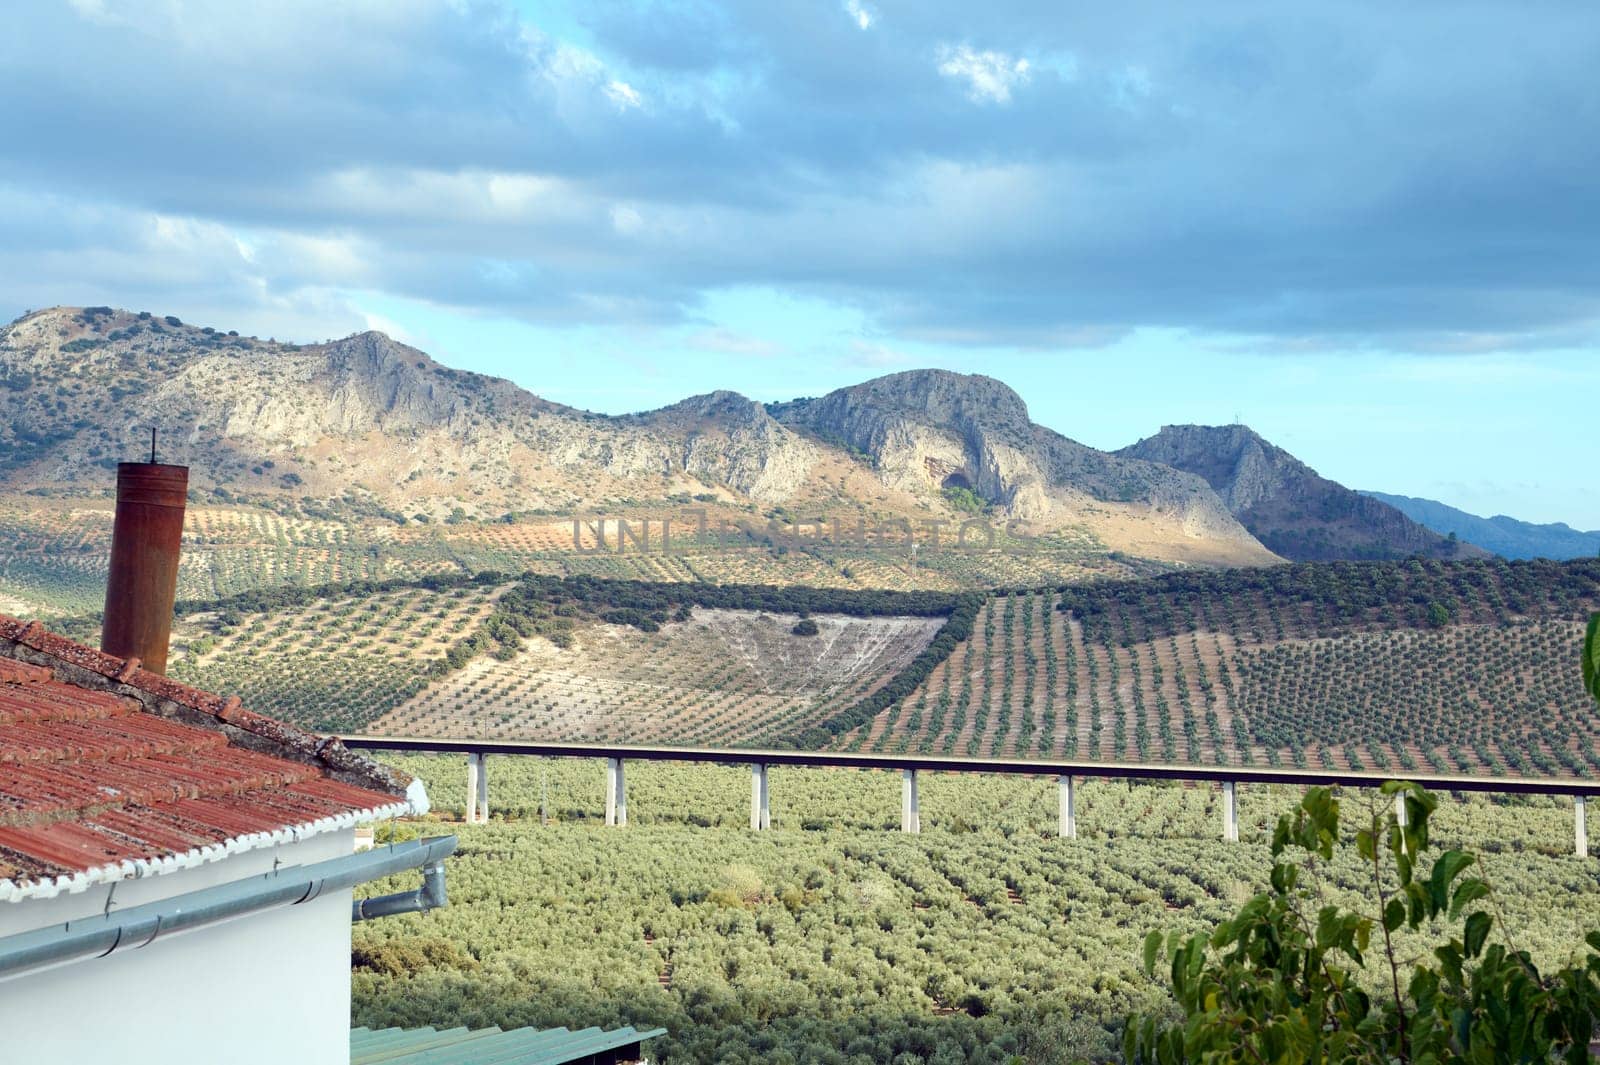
[1465, 910, 1492, 959]
[1143, 929, 1163, 974]
[1430, 850, 1474, 911]
[1384, 897, 1406, 933]
[1450, 877, 1491, 919]
[1585, 613, 1600, 705]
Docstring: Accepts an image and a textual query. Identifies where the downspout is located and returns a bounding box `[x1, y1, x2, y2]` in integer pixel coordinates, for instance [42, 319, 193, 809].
[352, 859, 448, 921]
[0, 836, 458, 982]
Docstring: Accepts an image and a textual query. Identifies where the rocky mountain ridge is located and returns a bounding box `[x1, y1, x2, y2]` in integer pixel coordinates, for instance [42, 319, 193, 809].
[768, 370, 1260, 552]
[0, 305, 1417, 569]
[1119, 424, 1485, 562]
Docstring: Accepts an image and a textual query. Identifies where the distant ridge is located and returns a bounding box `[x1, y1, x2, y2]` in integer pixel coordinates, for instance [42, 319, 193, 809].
[1119, 424, 1487, 562]
[1362, 491, 1600, 561]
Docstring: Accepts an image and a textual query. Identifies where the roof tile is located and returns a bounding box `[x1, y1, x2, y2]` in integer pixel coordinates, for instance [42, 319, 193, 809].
[0, 614, 415, 897]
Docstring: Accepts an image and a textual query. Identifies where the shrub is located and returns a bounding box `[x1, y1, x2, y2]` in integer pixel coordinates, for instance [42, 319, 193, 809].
[792, 617, 820, 637]
[1127, 783, 1600, 1064]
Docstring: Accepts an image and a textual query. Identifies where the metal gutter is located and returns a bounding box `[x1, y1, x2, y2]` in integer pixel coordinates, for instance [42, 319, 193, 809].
[0, 836, 458, 982]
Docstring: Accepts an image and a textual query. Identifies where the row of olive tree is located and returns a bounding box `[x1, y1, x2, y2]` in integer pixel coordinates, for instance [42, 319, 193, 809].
[1121, 612, 1600, 1063]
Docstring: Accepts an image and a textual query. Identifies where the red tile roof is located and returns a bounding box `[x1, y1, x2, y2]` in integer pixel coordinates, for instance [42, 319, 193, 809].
[0, 614, 418, 901]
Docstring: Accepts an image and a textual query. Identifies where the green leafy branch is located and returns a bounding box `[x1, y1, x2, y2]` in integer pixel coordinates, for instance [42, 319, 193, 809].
[1128, 783, 1600, 1064]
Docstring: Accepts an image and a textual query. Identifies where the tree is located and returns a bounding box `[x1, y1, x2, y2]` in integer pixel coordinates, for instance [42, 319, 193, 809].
[1126, 783, 1600, 1064]
[1585, 613, 1599, 706]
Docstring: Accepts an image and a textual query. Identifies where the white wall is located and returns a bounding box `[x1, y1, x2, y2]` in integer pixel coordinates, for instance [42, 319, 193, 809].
[0, 829, 356, 1065]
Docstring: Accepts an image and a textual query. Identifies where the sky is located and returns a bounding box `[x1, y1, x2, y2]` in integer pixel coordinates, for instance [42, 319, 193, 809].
[1, 1, 1596, 526]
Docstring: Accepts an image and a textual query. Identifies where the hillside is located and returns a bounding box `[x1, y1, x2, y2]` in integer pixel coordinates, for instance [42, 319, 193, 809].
[844, 557, 1600, 777]
[1119, 424, 1484, 562]
[163, 559, 1600, 780]
[1363, 490, 1600, 560]
[0, 307, 1274, 573]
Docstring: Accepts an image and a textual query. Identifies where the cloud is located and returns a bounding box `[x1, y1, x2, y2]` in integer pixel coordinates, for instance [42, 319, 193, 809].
[685, 327, 785, 358]
[937, 44, 1030, 104]
[605, 79, 644, 110]
[845, 339, 912, 368]
[0, 1, 1597, 355]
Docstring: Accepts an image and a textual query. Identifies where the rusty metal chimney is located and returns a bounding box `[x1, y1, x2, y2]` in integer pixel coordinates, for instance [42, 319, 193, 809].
[101, 462, 189, 675]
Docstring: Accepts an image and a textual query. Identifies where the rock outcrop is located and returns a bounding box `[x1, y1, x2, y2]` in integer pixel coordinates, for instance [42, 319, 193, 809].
[770, 370, 1270, 554]
[1120, 424, 1487, 562]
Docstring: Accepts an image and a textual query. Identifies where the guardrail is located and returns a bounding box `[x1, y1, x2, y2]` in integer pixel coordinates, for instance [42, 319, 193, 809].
[340, 735, 1594, 854]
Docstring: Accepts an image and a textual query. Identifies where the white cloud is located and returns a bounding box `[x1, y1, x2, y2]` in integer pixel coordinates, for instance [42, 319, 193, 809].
[846, 339, 911, 368]
[937, 44, 1030, 104]
[843, 0, 873, 31]
[610, 204, 644, 235]
[64, 0, 126, 25]
[686, 327, 784, 358]
[605, 79, 643, 110]
[360, 310, 418, 345]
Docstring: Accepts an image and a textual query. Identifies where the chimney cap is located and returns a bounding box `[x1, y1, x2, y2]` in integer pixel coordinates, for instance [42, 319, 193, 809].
[114, 463, 189, 508]
[116, 461, 189, 473]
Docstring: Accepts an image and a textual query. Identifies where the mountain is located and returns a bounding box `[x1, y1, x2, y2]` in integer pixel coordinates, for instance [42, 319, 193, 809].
[0, 307, 1275, 568]
[0, 309, 851, 519]
[1362, 492, 1600, 561]
[769, 371, 1271, 564]
[1118, 424, 1486, 562]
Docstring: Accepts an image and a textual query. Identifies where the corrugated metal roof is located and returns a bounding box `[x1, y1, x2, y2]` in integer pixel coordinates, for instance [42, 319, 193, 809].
[350, 1025, 667, 1065]
[0, 613, 421, 901]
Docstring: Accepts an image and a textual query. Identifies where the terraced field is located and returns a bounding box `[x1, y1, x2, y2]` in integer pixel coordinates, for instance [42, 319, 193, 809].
[372, 609, 944, 745]
[0, 494, 1137, 615]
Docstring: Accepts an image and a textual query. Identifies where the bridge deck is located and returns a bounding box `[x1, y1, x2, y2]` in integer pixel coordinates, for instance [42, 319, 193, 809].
[340, 735, 1593, 796]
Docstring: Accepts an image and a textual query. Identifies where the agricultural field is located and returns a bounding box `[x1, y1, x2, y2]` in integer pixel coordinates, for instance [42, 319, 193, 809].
[0, 493, 1143, 619]
[355, 757, 1600, 1063]
[131, 558, 1600, 784]
[153, 574, 959, 736]
[375, 609, 944, 745]
[841, 560, 1600, 778]
[167, 582, 509, 732]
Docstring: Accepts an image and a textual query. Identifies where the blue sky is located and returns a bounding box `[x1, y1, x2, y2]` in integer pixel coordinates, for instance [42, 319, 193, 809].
[2, 1, 1596, 526]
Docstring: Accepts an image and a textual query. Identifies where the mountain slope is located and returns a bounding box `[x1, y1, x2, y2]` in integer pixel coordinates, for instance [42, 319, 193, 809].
[0, 307, 1274, 568]
[1362, 492, 1600, 561]
[769, 371, 1276, 566]
[1119, 424, 1485, 562]
[0, 307, 821, 514]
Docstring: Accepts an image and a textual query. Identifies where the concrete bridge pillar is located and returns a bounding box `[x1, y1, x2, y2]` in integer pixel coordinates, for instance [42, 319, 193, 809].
[1577, 796, 1588, 859]
[465, 752, 488, 824]
[605, 758, 627, 827]
[901, 769, 920, 834]
[750, 764, 771, 830]
[1058, 775, 1076, 839]
[1395, 791, 1409, 828]
[1222, 781, 1239, 842]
